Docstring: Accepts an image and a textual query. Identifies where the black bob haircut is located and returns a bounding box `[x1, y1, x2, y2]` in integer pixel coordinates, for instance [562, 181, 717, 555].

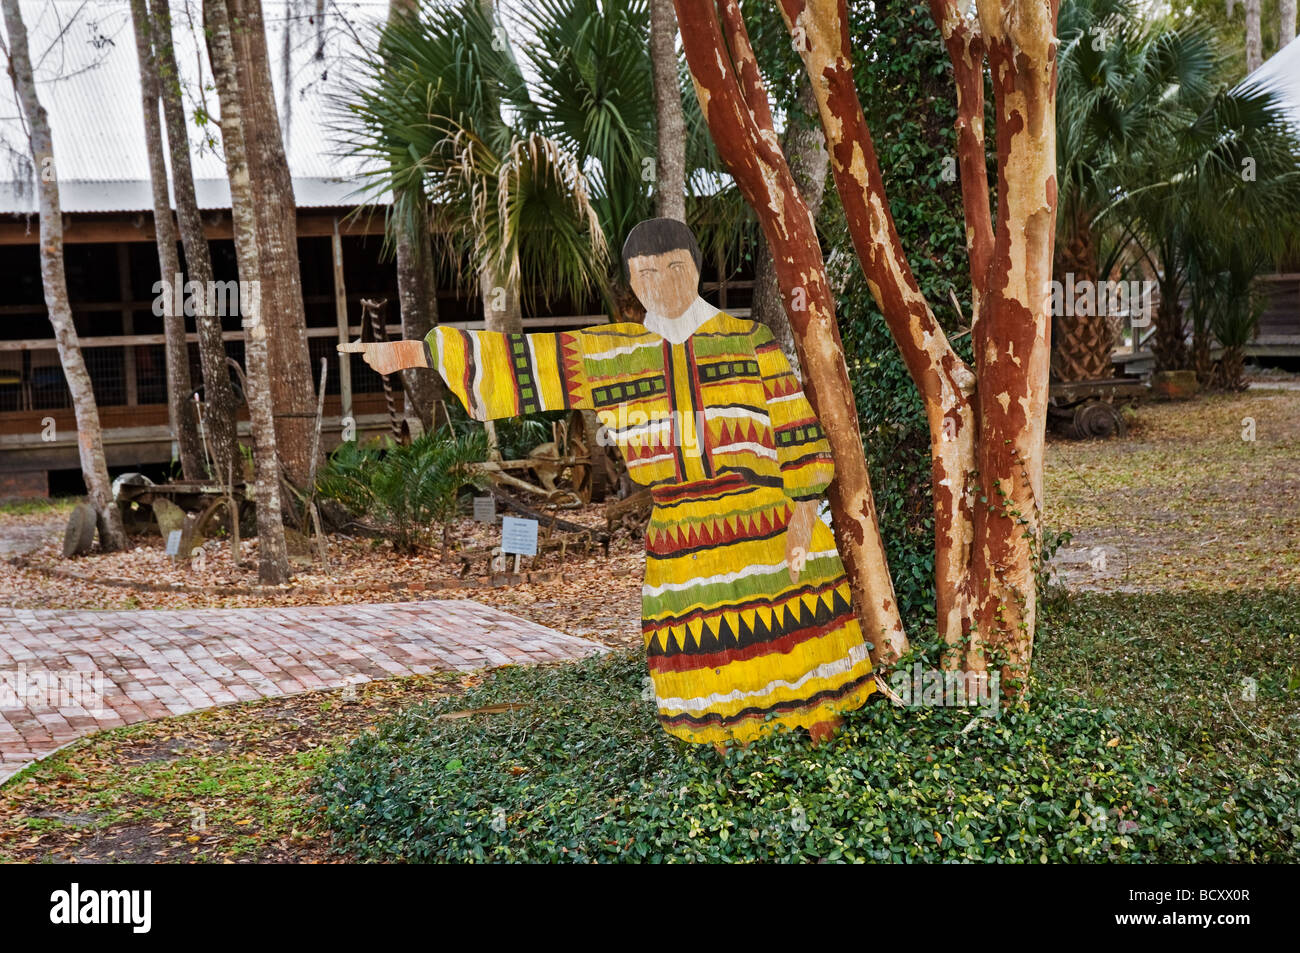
[621, 218, 703, 280]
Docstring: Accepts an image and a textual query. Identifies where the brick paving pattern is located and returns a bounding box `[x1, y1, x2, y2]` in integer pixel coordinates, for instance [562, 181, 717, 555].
[0, 600, 605, 783]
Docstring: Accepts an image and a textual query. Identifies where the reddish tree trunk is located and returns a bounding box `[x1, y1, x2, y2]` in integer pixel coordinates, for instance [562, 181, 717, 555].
[674, 0, 909, 665]
[677, 0, 1060, 696]
[966, 0, 1059, 691]
[780, 0, 977, 662]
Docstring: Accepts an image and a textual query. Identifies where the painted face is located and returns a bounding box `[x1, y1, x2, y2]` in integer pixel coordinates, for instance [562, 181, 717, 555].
[627, 249, 700, 319]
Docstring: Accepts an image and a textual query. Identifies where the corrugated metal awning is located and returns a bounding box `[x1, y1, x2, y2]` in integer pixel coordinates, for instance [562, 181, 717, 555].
[0, 0, 388, 215]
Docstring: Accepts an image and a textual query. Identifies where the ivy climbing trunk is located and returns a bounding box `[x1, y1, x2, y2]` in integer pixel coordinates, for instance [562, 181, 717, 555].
[3, 0, 128, 551]
[779, 0, 978, 665]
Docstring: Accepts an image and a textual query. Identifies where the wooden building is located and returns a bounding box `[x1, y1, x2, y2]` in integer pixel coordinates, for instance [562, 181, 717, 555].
[0, 2, 759, 498]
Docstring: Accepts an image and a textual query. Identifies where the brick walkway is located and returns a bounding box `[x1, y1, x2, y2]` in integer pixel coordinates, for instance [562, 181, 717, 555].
[0, 601, 606, 784]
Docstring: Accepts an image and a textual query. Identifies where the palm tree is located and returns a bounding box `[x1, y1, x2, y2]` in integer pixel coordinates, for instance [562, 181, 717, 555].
[1053, 0, 1215, 382]
[1055, 0, 1300, 383]
[339, 0, 609, 333]
[1133, 78, 1300, 380]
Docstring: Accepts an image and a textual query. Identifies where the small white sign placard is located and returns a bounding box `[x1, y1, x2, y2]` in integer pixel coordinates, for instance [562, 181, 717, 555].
[500, 516, 538, 557]
[473, 496, 496, 523]
[165, 529, 183, 556]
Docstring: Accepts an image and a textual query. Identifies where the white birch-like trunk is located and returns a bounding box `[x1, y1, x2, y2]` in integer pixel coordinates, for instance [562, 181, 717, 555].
[2, 0, 128, 550]
[205, 0, 291, 583]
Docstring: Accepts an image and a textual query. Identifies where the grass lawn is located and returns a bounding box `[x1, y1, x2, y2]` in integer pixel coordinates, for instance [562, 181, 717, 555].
[1, 389, 1295, 862]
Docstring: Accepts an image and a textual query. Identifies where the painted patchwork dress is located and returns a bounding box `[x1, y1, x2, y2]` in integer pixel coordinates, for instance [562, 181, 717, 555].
[427, 311, 876, 744]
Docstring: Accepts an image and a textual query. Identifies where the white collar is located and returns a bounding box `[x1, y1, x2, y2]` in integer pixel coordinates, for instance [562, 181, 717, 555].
[642, 296, 720, 345]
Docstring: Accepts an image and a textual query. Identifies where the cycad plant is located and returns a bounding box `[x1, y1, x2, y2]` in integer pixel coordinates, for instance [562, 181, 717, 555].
[317, 429, 489, 553]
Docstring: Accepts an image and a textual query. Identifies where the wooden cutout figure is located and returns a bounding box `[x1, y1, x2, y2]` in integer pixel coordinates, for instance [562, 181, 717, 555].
[341, 219, 876, 746]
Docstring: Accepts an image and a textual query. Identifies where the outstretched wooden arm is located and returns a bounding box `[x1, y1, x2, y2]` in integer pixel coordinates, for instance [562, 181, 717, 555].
[337, 340, 431, 376]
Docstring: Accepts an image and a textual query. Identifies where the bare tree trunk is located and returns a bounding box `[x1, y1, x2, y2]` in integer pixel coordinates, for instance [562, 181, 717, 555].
[3, 0, 128, 550]
[387, 0, 442, 430]
[154, 0, 242, 485]
[1245, 0, 1263, 73]
[674, 0, 909, 666]
[650, 0, 687, 222]
[206, 0, 291, 583]
[393, 197, 443, 429]
[480, 258, 523, 334]
[1281, 0, 1297, 46]
[751, 75, 827, 375]
[227, 0, 317, 487]
[1152, 271, 1188, 371]
[130, 0, 203, 481]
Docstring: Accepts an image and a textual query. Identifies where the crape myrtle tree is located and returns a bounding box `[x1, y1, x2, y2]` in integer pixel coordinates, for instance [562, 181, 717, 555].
[673, 0, 1060, 693]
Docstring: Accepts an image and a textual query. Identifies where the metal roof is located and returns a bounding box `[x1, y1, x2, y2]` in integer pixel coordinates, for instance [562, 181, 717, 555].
[1239, 35, 1300, 133]
[0, 0, 388, 215]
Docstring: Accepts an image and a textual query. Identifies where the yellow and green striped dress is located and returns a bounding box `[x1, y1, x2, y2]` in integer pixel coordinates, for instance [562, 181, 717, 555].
[428, 312, 876, 745]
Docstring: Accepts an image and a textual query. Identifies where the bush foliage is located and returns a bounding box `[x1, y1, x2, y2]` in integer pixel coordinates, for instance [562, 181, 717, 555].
[316, 429, 487, 552]
[314, 590, 1300, 863]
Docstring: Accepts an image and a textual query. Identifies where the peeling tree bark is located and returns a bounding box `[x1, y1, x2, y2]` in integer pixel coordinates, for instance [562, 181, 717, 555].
[154, 0, 242, 486]
[779, 0, 978, 665]
[206, 0, 291, 584]
[673, 0, 909, 666]
[130, 0, 203, 481]
[679, 0, 1059, 696]
[751, 75, 827, 376]
[3, 0, 128, 551]
[967, 0, 1058, 692]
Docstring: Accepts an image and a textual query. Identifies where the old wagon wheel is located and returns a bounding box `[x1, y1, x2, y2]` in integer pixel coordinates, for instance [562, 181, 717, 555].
[193, 497, 239, 538]
[566, 409, 610, 504]
[1070, 399, 1126, 440]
